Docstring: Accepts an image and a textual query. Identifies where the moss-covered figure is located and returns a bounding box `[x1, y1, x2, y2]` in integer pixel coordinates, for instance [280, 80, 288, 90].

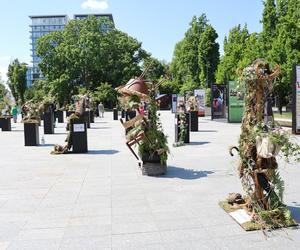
[225, 59, 299, 230]
[51, 95, 88, 154]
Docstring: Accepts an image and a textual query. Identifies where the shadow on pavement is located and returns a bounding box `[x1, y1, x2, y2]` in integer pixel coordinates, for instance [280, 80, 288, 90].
[288, 205, 300, 223]
[188, 141, 210, 146]
[89, 127, 110, 129]
[163, 166, 214, 180]
[88, 149, 119, 155]
[193, 130, 217, 133]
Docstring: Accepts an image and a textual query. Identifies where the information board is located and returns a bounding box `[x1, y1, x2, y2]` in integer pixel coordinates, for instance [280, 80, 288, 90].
[73, 124, 85, 132]
[194, 89, 205, 116]
[211, 84, 226, 119]
[293, 65, 300, 134]
[228, 81, 244, 123]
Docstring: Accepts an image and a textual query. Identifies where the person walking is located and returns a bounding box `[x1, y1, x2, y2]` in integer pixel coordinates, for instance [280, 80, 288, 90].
[11, 105, 18, 123]
[98, 102, 104, 118]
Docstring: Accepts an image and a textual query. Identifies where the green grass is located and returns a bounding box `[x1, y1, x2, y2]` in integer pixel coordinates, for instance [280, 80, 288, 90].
[274, 112, 292, 120]
[219, 200, 298, 231]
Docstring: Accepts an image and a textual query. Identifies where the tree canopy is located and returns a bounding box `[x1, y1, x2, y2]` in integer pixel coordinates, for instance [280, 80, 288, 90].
[37, 16, 149, 105]
[170, 14, 220, 93]
[7, 59, 27, 105]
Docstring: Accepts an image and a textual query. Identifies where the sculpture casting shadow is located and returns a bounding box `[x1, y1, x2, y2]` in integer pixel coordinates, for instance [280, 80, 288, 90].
[162, 166, 214, 180]
[194, 130, 217, 133]
[188, 141, 210, 146]
[87, 149, 119, 155]
[287, 205, 300, 224]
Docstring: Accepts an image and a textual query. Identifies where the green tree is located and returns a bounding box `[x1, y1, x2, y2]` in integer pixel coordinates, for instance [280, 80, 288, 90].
[143, 57, 168, 81]
[37, 16, 148, 104]
[7, 59, 27, 105]
[171, 14, 219, 89]
[91, 82, 118, 108]
[268, 0, 300, 113]
[216, 25, 249, 83]
[0, 74, 7, 99]
[198, 24, 220, 86]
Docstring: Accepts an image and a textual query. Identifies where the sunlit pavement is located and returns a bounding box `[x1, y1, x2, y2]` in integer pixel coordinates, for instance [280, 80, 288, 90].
[0, 111, 299, 250]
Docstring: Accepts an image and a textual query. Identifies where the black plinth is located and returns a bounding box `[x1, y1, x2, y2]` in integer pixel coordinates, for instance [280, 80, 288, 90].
[175, 113, 190, 143]
[89, 110, 95, 123]
[84, 111, 90, 128]
[56, 110, 64, 123]
[0, 117, 11, 131]
[44, 112, 54, 134]
[190, 111, 198, 131]
[24, 122, 39, 146]
[71, 119, 88, 153]
[121, 110, 125, 118]
[113, 108, 118, 120]
[126, 110, 136, 121]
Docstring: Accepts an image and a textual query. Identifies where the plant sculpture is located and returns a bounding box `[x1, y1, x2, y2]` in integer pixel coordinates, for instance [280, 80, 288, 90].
[224, 59, 299, 230]
[21, 101, 41, 123]
[51, 94, 89, 154]
[118, 76, 169, 175]
[173, 100, 187, 147]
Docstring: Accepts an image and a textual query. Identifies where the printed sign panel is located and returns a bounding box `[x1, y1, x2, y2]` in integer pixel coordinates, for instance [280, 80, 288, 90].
[212, 84, 226, 119]
[73, 124, 85, 132]
[194, 89, 205, 116]
[228, 81, 244, 123]
[296, 66, 300, 130]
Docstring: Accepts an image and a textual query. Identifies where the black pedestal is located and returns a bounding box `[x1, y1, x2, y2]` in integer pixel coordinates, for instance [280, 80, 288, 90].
[190, 111, 198, 131]
[121, 110, 125, 118]
[24, 123, 39, 146]
[71, 119, 88, 153]
[89, 110, 94, 123]
[126, 110, 136, 121]
[84, 111, 90, 128]
[44, 112, 54, 134]
[175, 113, 190, 143]
[113, 109, 118, 120]
[0, 117, 11, 131]
[56, 110, 64, 123]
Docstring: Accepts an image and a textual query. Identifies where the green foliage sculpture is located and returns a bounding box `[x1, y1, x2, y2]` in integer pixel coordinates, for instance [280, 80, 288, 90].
[224, 59, 299, 231]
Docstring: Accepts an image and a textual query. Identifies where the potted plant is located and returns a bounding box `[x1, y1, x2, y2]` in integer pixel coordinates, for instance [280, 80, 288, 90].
[118, 78, 169, 176]
[22, 101, 40, 146]
[138, 84, 169, 176]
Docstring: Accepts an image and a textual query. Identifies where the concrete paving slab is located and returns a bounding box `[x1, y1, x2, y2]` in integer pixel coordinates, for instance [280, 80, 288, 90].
[0, 111, 299, 249]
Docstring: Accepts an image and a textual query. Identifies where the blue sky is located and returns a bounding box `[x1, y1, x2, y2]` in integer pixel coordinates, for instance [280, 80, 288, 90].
[0, 0, 263, 81]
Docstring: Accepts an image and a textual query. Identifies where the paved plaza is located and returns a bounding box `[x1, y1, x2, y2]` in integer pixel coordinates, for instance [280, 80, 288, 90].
[0, 111, 299, 250]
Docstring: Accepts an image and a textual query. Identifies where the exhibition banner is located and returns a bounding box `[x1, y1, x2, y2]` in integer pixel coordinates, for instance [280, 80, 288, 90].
[211, 84, 226, 119]
[228, 81, 244, 123]
[194, 89, 205, 116]
[292, 65, 300, 134]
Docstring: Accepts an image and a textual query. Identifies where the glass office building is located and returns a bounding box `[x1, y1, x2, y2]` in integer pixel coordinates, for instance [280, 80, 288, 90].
[29, 15, 68, 81]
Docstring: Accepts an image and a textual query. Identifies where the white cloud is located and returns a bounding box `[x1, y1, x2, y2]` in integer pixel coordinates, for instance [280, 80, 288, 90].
[81, 0, 109, 10]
